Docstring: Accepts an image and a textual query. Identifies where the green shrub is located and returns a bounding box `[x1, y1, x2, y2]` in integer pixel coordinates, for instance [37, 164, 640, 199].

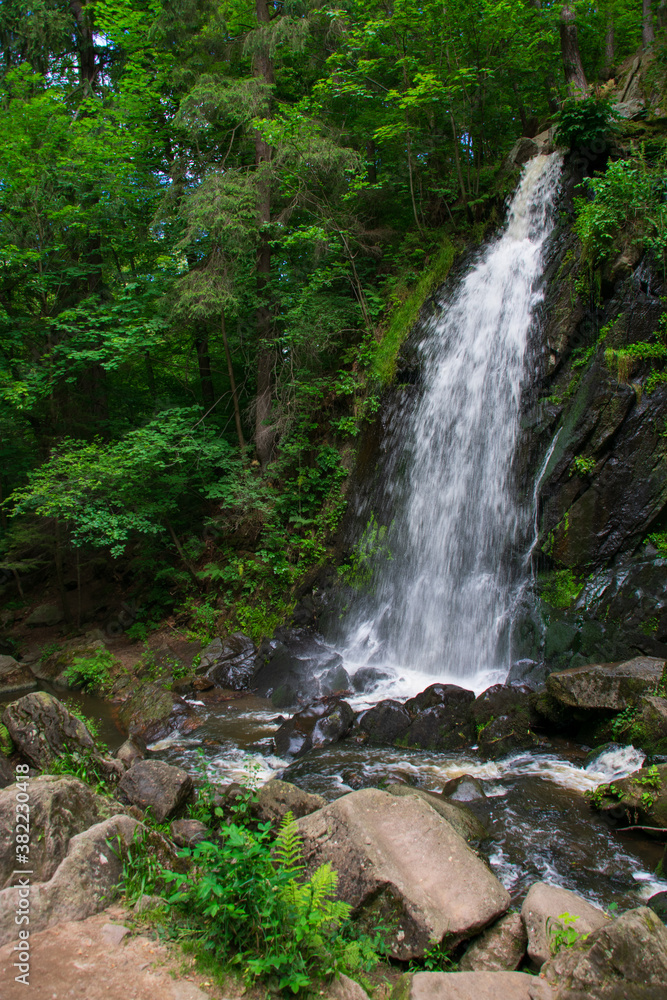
[63, 648, 115, 693]
[0, 723, 14, 756]
[554, 97, 617, 151]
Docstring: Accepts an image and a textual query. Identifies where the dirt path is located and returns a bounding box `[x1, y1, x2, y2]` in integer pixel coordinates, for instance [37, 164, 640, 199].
[0, 906, 237, 1000]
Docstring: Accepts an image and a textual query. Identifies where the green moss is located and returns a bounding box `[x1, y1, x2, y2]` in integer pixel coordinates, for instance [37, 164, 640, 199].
[373, 239, 455, 384]
[539, 569, 582, 609]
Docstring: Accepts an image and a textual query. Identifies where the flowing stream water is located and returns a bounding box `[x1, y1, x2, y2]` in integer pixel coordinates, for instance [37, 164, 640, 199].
[339, 152, 564, 695]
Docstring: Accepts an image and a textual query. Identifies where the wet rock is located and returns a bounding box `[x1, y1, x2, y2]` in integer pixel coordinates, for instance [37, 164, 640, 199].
[471, 685, 540, 757]
[113, 680, 200, 744]
[252, 778, 325, 825]
[117, 760, 194, 822]
[319, 662, 352, 696]
[0, 655, 37, 697]
[204, 633, 256, 689]
[0, 814, 140, 946]
[385, 784, 488, 842]
[521, 882, 610, 968]
[25, 603, 63, 627]
[402, 685, 476, 752]
[546, 656, 666, 711]
[351, 667, 391, 693]
[274, 700, 355, 758]
[390, 971, 552, 1000]
[637, 695, 667, 753]
[252, 631, 334, 707]
[542, 906, 667, 999]
[506, 137, 540, 168]
[592, 762, 667, 829]
[115, 738, 144, 770]
[354, 700, 412, 743]
[297, 788, 510, 960]
[405, 684, 475, 715]
[2, 691, 95, 768]
[442, 775, 487, 802]
[648, 891, 667, 925]
[507, 659, 548, 691]
[170, 819, 209, 848]
[459, 912, 527, 972]
[0, 775, 114, 889]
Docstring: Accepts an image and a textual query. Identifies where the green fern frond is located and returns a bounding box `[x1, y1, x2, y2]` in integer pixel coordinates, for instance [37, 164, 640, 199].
[274, 811, 305, 876]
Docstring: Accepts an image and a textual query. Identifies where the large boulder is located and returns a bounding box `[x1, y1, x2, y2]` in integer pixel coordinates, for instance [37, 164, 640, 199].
[273, 700, 355, 758]
[0, 775, 114, 889]
[0, 656, 36, 697]
[0, 814, 140, 946]
[30, 631, 108, 683]
[297, 788, 510, 960]
[252, 779, 325, 825]
[402, 684, 476, 752]
[354, 700, 412, 744]
[25, 603, 63, 627]
[471, 685, 541, 757]
[591, 762, 667, 829]
[117, 759, 194, 822]
[520, 882, 610, 968]
[385, 784, 487, 843]
[546, 656, 665, 711]
[637, 695, 667, 753]
[202, 633, 257, 689]
[2, 692, 95, 768]
[459, 912, 527, 972]
[391, 971, 552, 1000]
[542, 906, 667, 999]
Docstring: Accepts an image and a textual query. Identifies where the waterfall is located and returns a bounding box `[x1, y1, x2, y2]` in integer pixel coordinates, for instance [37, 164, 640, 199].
[339, 153, 563, 694]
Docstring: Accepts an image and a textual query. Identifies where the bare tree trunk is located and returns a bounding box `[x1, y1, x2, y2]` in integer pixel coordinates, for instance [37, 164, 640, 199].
[643, 0, 656, 47]
[221, 312, 245, 453]
[195, 335, 215, 410]
[560, 4, 588, 100]
[253, 0, 276, 469]
[602, 16, 615, 78]
[69, 0, 97, 88]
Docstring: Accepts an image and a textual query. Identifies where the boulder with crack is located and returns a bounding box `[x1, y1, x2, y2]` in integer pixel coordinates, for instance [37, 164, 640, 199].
[520, 882, 610, 968]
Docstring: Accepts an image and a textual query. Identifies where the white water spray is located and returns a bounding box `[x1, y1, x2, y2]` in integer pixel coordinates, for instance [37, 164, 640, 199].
[342, 153, 563, 690]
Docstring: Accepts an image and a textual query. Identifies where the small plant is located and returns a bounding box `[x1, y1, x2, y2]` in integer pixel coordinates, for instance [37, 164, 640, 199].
[0, 723, 14, 756]
[63, 648, 115, 693]
[547, 912, 589, 955]
[571, 455, 596, 477]
[47, 745, 113, 792]
[62, 699, 102, 740]
[411, 939, 457, 972]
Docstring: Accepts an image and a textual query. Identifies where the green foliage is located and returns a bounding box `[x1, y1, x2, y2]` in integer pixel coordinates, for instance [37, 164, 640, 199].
[539, 569, 582, 609]
[571, 455, 596, 477]
[554, 97, 617, 151]
[0, 723, 14, 757]
[610, 704, 639, 741]
[547, 912, 590, 955]
[340, 514, 392, 588]
[63, 649, 115, 694]
[61, 700, 102, 741]
[47, 745, 113, 792]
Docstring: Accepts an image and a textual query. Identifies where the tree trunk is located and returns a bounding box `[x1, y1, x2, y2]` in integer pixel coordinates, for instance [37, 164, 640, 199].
[253, 0, 276, 469]
[560, 4, 588, 100]
[221, 312, 245, 453]
[602, 16, 615, 79]
[69, 0, 97, 88]
[643, 0, 656, 47]
[658, 0, 667, 29]
[195, 334, 215, 410]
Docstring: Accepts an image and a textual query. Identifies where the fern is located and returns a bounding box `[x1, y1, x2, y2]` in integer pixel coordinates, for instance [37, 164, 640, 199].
[274, 811, 305, 876]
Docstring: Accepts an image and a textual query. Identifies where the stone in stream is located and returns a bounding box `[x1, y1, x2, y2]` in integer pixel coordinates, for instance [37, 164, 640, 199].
[2, 691, 95, 768]
[0, 655, 37, 697]
[115, 737, 145, 770]
[542, 906, 667, 999]
[546, 655, 666, 711]
[0, 775, 115, 889]
[351, 666, 392, 693]
[117, 759, 194, 822]
[591, 762, 667, 829]
[459, 912, 527, 972]
[390, 971, 552, 1000]
[470, 684, 541, 757]
[252, 778, 325, 825]
[273, 700, 355, 758]
[0, 814, 140, 947]
[385, 784, 488, 843]
[648, 891, 667, 925]
[441, 774, 487, 802]
[353, 699, 412, 743]
[202, 633, 257, 689]
[403, 688, 476, 752]
[520, 882, 610, 968]
[297, 788, 510, 960]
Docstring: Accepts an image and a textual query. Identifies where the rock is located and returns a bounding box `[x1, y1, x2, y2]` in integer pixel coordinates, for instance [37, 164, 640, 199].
[404, 684, 475, 715]
[592, 762, 667, 828]
[0, 814, 140, 946]
[0, 758, 13, 788]
[648, 891, 667, 924]
[459, 912, 527, 972]
[637, 695, 667, 753]
[297, 788, 510, 959]
[471, 685, 540, 757]
[0, 775, 116, 889]
[274, 700, 355, 758]
[391, 970, 552, 1000]
[385, 784, 488, 842]
[403, 689, 475, 751]
[329, 974, 370, 1000]
[31, 631, 108, 682]
[354, 699, 412, 743]
[351, 667, 391, 693]
[101, 922, 130, 946]
[204, 633, 256, 689]
[112, 678, 200, 744]
[252, 778, 325, 825]
[442, 775, 487, 802]
[546, 656, 665, 711]
[507, 659, 548, 691]
[2, 691, 95, 768]
[520, 882, 610, 968]
[25, 603, 63, 627]
[115, 738, 144, 769]
[0, 655, 37, 697]
[133, 893, 166, 914]
[319, 662, 352, 696]
[542, 906, 667, 999]
[505, 137, 540, 168]
[170, 819, 209, 847]
[252, 631, 335, 707]
[117, 760, 194, 822]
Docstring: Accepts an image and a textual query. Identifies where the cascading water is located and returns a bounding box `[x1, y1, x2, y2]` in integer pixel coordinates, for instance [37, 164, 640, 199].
[340, 153, 563, 693]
